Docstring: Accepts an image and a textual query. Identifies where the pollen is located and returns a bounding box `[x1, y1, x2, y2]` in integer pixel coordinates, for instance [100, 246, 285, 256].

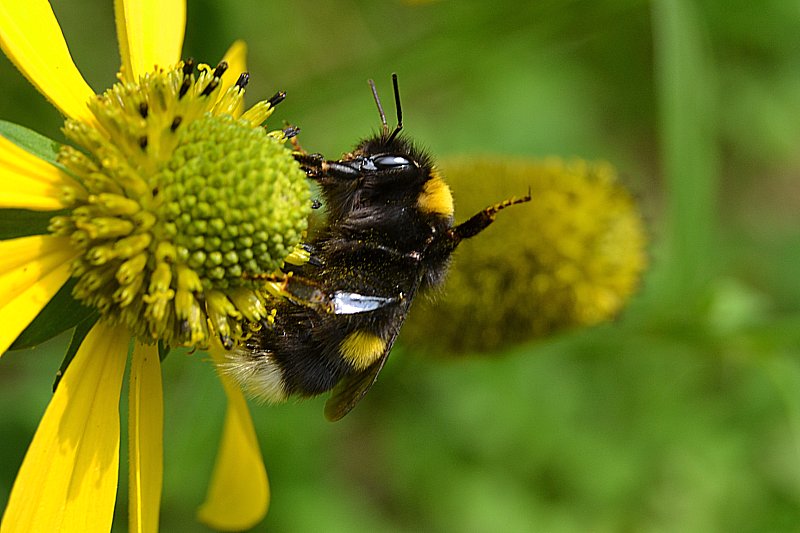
[50, 60, 311, 349]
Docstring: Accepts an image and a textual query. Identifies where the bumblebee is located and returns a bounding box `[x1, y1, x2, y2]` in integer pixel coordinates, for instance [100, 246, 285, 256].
[224, 75, 530, 421]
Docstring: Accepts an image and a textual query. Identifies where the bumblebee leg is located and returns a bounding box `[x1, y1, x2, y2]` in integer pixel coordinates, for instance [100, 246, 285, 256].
[293, 152, 323, 167]
[290, 135, 305, 152]
[244, 271, 334, 314]
[450, 189, 532, 242]
[293, 152, 326, 177]
[293, 153, 364, 181]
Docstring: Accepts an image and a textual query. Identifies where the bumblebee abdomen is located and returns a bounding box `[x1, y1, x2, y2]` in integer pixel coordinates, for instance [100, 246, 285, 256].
[224, 298, 398, 402]
[338, 330, 387, 370]
[223, 346, 288, 403]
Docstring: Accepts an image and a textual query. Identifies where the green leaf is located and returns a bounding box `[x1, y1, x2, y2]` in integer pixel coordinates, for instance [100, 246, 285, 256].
[0, 120, 63, 165]
[10, 278, 97, 350]
[0, 208, 67, 240]
[650, 0, 720, 311]
[158, 340, 171, 361]
[53, 314, 99, 392]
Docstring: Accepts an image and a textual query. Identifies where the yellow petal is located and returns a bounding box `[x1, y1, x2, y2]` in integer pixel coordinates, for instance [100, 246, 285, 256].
[0, 235, 77, 355]
[0, 322, 130, 533]
[0, 136, 79, 210]
[219, 40, 247, 117]
[0, 189, 65, 210]
[198, 346, 269, 531]
[129, 342, 163, 533]
[0, 0, 95, 122]
[221, 40, 247, 82]
[0, 235, 74, 303]
[115, 0, 186, 82]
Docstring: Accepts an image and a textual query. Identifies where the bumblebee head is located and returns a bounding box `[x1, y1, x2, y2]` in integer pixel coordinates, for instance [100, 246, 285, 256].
[298, 75, 454, 223]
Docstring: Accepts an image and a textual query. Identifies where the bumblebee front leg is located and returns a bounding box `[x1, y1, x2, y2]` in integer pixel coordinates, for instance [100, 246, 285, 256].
[294, 151, 366, 181]
[245, 271, 401, 316]
[244, 271, 334, 314]
[293, 152, 325, 177]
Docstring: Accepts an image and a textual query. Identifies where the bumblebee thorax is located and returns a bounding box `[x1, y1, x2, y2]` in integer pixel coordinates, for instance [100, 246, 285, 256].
[416, 169, 454, 218]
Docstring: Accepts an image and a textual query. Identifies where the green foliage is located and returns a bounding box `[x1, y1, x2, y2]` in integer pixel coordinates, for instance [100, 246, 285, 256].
[0, 208, 65, 240]
[0, 121, 69, 241]
[1, 0, 798, 531]
[9, 279, 96, 351]
[0, 120, 63, 166]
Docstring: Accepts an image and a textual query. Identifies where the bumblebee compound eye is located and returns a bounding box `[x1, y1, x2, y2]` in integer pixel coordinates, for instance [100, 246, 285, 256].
[370, 154, 413, 170]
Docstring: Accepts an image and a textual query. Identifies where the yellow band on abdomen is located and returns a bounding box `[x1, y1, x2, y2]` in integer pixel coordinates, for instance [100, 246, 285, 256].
[339, 330, 387, 370]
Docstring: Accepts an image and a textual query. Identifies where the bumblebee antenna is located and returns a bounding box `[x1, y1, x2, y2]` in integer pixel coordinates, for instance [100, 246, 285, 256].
[368, 79, 389, 135]
[387, 73, 403, 144]
[368, 74, 404, 143]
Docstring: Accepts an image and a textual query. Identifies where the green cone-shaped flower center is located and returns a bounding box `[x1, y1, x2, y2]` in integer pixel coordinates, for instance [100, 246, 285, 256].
[156, 114, 308, 288]
[50, 61, 311, 349]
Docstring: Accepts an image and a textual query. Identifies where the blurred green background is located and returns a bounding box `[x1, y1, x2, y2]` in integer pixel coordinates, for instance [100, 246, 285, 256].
[2, 0, 800, 531]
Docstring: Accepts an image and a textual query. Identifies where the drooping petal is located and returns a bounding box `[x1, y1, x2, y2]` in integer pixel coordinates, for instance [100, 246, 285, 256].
[0, 136, 79, 210]
[128, 342, 163, 533]
[221, 40, 247, 85]
[219, 40, 247, 117]
[0, 235, 77, 355]
[0, 0, 95, 123]
[0, 322, 130, 532]
[114, 0, 186, 82]
[197, 347, 269, 531]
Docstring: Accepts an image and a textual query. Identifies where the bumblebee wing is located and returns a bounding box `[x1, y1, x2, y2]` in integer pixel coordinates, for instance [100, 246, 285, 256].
[325, 269, 424, 422]
[332, 291, 398, 314]
[324, 331, 398, 422]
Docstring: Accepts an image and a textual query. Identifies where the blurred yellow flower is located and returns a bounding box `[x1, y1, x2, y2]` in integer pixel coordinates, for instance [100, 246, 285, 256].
[402, 157, 647, 354]
[0, 0, 311, 531]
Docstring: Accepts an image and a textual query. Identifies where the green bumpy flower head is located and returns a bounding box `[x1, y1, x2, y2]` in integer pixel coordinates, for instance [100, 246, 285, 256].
[157, 114, 307, 287]
[48, 61, 311, 349]
[401, 156, 647, 354]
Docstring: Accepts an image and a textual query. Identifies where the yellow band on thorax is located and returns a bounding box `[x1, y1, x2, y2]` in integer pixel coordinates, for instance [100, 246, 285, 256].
[417, 171, 454, 217]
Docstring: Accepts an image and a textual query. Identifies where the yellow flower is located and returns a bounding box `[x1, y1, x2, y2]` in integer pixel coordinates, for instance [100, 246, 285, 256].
[402, 156, 648, 354]
[0, 0, 309, 531]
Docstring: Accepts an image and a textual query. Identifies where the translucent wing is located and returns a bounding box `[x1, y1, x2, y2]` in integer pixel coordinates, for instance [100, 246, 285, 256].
[324, 313, 407, 421]
[331, 291, 398, 314]
[324, 266, 424, 421]
[323, 342, 393, 421]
